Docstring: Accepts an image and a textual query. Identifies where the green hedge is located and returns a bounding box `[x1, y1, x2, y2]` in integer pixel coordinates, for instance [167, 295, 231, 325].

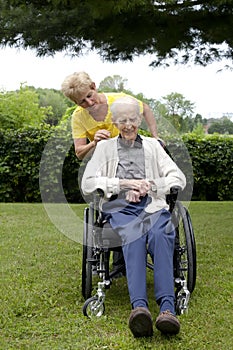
[0, 126, 82, 203]
[183, 134, 233, 200]
[0, 128, 232, 202]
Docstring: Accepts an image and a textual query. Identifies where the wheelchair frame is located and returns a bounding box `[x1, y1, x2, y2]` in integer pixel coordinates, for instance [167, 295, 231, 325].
[81, 187, 196, 318]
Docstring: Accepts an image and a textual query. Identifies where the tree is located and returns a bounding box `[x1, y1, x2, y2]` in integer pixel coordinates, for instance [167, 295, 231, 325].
[34, 87, 72, 125]
[191, 122, 206, 137]
[193, 113, 205, 126]
[0, 84, 51, 129]
[208, 117, 233, 134]
[163, 93, 195, 118]
[157, 92, 195, 132]
[98, 75, 128, 92]
[1, 1, 233, 67]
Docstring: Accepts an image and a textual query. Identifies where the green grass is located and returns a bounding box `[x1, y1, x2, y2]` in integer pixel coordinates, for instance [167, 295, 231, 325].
[0, 202, 232, 349]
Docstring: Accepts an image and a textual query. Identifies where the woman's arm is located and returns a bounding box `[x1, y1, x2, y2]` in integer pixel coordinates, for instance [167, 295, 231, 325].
[74, 129, 111, 159]
[142, 103, 158, 138]
[74, 138, 96, 160]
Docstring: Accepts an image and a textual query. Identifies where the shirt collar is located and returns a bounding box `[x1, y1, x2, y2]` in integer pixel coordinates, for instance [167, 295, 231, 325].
[118, 134, 143, 148]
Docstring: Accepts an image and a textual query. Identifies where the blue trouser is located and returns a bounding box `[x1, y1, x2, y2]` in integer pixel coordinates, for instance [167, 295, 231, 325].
[103, 196, 176, 313]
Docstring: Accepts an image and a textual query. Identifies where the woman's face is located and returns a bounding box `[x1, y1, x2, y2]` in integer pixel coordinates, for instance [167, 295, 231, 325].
[74, 84, 100, 109]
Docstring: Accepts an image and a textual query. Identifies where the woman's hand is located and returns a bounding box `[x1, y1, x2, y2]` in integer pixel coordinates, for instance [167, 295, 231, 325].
[93, 129, 111, 144]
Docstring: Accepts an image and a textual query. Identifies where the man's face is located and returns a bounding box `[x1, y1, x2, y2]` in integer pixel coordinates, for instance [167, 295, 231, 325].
[74, 83, 100, 109]
[114, 108, 141, 141]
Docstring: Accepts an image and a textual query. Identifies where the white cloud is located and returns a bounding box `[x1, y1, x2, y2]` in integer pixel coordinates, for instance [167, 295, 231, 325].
[0, 47, 232, 118]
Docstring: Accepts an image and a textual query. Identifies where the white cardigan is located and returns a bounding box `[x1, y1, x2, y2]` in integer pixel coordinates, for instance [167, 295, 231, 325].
[81, 136, 186, 213]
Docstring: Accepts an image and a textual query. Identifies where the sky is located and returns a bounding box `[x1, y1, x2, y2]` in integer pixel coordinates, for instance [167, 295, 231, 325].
[0, 46, 233, 119]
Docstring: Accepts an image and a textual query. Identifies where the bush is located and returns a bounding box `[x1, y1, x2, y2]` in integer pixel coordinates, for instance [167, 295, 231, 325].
[0, 126, 82, 203]
[0, 128, 232, 202]
[0, 127, 49, 202]
[183, 134, 233, 200]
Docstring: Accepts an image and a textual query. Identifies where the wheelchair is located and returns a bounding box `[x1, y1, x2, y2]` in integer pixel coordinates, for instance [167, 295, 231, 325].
[81, 187, 196, 318]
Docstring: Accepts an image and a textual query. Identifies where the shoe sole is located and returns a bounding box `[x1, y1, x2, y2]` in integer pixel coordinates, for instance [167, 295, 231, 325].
[129, 312, 153, 338]
[156, 318, 180, 335]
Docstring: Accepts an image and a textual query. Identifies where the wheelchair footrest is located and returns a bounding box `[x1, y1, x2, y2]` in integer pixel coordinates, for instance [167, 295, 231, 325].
[175, 278, 190, 315]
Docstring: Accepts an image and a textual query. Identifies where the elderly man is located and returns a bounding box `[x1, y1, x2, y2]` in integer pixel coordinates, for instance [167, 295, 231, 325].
[81, 96, 186, 338]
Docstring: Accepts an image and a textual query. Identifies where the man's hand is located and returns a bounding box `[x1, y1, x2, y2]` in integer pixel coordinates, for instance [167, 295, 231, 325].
[125, 190, 141, 203]
[120, 179, 151, 197]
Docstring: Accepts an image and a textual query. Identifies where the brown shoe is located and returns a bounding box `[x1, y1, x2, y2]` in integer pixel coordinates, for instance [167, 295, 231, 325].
[156, 310, 180, 335]
[128, 307, 153, 338]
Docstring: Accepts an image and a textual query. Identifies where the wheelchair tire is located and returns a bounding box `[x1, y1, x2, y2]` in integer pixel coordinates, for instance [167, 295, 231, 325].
[82, 207, 93, 299]
[174, 201, 196, 293]
[83, 296, 105, 318]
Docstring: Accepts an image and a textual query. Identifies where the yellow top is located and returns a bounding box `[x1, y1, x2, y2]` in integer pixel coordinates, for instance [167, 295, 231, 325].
[71, 92, 143, 141]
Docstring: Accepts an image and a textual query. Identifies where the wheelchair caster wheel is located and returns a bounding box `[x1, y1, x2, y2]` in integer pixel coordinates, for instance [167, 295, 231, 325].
[83, 296, 105, 318]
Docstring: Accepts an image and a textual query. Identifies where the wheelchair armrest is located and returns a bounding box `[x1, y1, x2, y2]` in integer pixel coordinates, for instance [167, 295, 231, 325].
[96, 188, 104, 197]
[96, 186, 181, 213]
[96, 188, 118, 201]
[166, 186, 182, 213]
[170, 186, 181, 195]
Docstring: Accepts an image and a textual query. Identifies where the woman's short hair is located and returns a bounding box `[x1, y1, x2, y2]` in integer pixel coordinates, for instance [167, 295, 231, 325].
[61, 71, 93, 102]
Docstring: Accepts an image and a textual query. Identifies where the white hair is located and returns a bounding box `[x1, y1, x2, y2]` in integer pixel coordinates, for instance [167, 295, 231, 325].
[110, 96, 141, 121]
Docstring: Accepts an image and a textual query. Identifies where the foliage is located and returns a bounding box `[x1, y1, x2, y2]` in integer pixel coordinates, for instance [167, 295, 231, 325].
[0, 84, 51, 129]
[162, 92, 195, 119]
[0, 127, 232, 202]
[208, 116, 233, 134]
[182, 134, 233, 200]
[153, 93, 196, 132]
[0, 202, 232, 349]
[59, 105, 76, 126]
[33, 87, 72, 126]
[0, 125, 82, 203]
[98, 75, 128, 92]
[190, 122, 206, 137]
[192, 113, 208, 129]
[0, 84, 73, 129]
[0, 126, 52, 202]
[1, 1, 233, 66]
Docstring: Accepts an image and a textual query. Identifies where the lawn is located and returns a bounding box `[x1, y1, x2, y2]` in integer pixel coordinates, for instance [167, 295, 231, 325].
[0, 202, 232, 349]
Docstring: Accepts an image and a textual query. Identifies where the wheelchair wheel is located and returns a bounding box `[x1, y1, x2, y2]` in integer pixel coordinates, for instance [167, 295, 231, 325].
[82, 207, 94, 299]
[83, 296, 105, 318]
[174, 201, 196, 293]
